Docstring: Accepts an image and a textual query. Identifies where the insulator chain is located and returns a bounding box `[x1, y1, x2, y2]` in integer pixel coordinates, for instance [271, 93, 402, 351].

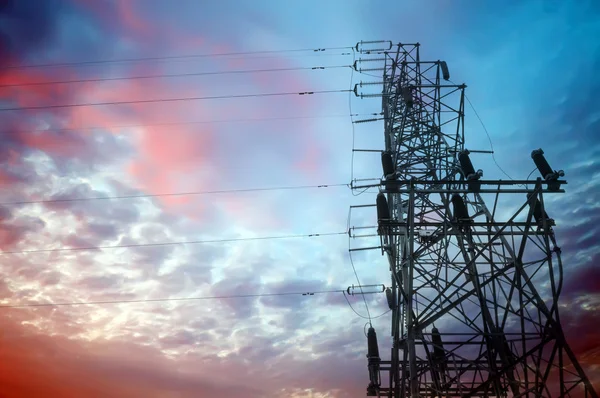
[355, 40, 393, 53]
[347, 284, 386, 295]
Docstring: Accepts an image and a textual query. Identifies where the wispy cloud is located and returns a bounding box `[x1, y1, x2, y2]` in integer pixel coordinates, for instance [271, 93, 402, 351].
[0, 0, 598, 396]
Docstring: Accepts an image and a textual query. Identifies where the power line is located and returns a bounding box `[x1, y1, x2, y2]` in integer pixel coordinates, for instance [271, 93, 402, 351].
[449, 80, 518, 185]
[342, 291, 391, 320]
[348, 249, 372, 321]
[1, 46, 354, 70]
[346, 50, 373, 320]
[0, 65, 351, 88]
[344, 190, 372, 321]
[464, 94, 514, 180]
[0, 113, 372, 136]
[525, 167, 538, 189]
[0, 231, 348, 255]
[0, 287, 389, 320]
[0, 89, 352, 112]
[2, 183, 349, 206]
[349, 49, 357, 184]
[0, 288, 346, 309]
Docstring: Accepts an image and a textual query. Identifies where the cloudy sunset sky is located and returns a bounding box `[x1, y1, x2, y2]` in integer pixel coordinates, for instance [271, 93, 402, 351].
[0, 0, 599, 397]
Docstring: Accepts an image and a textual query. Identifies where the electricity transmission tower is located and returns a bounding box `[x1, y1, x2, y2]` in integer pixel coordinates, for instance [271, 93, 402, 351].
[349, 41, 598, 397]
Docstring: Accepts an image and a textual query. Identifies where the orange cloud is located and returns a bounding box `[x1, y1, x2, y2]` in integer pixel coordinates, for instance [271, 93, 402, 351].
[0, 311, 261, 398]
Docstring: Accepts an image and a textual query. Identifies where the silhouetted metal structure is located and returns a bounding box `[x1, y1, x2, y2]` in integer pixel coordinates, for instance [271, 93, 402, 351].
[349, 41, 598, 397]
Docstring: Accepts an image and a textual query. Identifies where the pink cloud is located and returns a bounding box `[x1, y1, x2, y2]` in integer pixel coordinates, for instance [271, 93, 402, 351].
[0, 308, 372, 397]
[0, 312, 259, 397]
[216, 194, 288, 230]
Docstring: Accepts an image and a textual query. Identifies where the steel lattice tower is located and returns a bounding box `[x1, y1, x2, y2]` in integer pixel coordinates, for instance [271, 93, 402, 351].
[349, 42, 598, 397]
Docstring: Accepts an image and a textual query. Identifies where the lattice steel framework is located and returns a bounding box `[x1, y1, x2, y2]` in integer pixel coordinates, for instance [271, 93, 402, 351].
[350, 42, 598, 397]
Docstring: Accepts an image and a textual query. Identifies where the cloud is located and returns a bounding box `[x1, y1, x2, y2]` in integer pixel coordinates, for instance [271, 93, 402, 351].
[558, 293, 600, 389]
[0, 300, 377, 397]
[0, 210, 45, 250]
[0, 0, 67, 63]
[0, 0, 598, 397]
[562, 257, 600, 299]
[260, 278, 329, 308]
[0, 313, 268, 398]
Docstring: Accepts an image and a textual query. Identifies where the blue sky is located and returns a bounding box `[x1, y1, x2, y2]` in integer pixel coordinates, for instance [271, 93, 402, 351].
[0, 0, 598, 396]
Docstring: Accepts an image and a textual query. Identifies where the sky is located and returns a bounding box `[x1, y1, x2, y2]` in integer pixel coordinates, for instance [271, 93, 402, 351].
[0, 0, 598, 397]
